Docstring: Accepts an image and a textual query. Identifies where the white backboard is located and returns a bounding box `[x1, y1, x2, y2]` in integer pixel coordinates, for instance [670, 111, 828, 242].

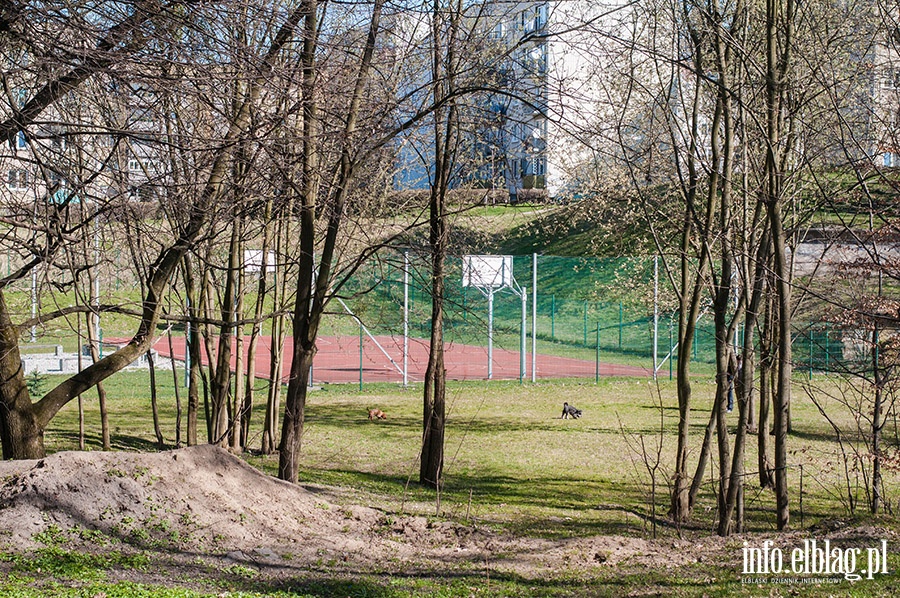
[244, 250, 276, 274]
[463, 255, 513, 289]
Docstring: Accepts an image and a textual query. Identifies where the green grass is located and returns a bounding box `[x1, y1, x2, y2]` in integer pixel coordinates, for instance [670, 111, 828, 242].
[11, 363, 900, 597]
[42, 370, 900, 535]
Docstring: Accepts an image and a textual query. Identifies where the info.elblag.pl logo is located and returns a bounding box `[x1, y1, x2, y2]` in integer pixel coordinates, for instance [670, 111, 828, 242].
[742, 539, 889, 581]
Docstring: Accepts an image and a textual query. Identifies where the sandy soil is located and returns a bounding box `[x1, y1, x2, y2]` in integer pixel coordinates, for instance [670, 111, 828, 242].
[0, 446, 894, 594]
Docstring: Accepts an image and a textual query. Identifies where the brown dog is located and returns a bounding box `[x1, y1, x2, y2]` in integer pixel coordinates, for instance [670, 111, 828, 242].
[368, 408, 387, 421]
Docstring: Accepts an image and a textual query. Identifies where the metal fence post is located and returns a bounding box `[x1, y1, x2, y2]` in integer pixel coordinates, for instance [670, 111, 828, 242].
[551, 294, 556, 340]
[809, 330, 813, 380]
[520, 287, 527, 384]
[583, 301, 588, 346]
[653, 256, 658, 379]
[403, 250, 409, 387]
[618, 302, 623, 350]
[669, 317, 674, 381]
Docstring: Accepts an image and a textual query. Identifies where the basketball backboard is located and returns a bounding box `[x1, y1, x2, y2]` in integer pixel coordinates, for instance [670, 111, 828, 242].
[462, 255, 513, 289]
[244, 250, 276, 274]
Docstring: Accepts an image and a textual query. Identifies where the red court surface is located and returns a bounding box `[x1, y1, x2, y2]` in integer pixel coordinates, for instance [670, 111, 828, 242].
[137, 334, 650, 384]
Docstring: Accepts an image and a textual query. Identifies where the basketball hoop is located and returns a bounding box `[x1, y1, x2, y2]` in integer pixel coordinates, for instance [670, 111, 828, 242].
[462, 255, 514, 290]
[462, 255, 527, 380]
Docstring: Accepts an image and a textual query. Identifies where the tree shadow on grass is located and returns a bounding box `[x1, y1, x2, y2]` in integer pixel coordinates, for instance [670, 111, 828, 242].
[172, 557, 738, 598]
[306, 403, 653, 437]
[45, 431, 161, 453]
[301, 467, 677, 538]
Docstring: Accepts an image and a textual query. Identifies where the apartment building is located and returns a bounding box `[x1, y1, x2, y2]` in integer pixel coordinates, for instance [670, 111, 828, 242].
[392, 1, 551, 200]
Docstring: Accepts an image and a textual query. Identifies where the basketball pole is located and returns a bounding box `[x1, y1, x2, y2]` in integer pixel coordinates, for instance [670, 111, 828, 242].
[520, 286, 526, 383]
[653, 255, 659, 380]
[403, 250, 409, 388]
[531, 252, 537, 383]
[488, 289, 494, 380]
[462, 255, 518, 382]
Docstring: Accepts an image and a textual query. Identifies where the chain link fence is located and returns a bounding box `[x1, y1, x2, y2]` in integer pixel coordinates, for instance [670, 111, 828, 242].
[341, 252, 868, 377]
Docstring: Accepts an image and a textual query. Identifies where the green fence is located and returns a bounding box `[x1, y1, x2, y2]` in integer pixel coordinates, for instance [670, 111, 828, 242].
[339, 253, 722, 372]
[339, 252, 867, 377]
[6, 240, 860, 378]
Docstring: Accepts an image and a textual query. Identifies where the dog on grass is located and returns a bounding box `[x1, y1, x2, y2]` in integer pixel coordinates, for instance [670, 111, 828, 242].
[561, 402, 582, 419]
[368, 408, 387, 421]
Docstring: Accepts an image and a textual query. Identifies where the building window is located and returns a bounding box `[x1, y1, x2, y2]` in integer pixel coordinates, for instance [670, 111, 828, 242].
[16, 131, 26, 149]
[526, 45, 547, 74]
[7, 169, 28, 190]
[525, 5, 547, 34]
[128, 159, 158, 173]
[535, 4, 547, 31]
[882, 68, 900, 89]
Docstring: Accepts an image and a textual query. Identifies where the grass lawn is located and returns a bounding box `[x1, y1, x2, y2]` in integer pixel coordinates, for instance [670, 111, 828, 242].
[14, 368, 898, 596]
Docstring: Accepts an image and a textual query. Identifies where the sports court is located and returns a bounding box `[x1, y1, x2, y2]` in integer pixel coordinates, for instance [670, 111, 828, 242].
[153, 334, 651, 384]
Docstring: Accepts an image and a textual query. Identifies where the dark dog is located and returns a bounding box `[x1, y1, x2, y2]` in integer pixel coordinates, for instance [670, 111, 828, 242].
[368, 408, 387, 421]
[562, 402, 582, 419]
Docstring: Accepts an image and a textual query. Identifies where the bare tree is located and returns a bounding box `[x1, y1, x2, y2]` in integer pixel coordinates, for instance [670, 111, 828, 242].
[0, 1, 319, 459]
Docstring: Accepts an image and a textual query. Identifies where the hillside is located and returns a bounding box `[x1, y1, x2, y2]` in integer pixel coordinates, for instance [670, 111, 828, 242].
[446, 200, 654, 258]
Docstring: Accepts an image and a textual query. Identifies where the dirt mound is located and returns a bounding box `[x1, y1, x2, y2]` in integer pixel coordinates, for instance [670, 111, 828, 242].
[12, 445, 884, 584]
[0, 447, 388, 562]
[0, 446, 683, 578]
[0, 447, 499, 570]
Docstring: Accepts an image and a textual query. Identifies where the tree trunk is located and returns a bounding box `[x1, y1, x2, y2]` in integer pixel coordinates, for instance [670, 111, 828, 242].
[77, 314, 85, 450]
[167, 326, 183, 447]
[262, 205, 288, 455]
[279, 342, 314, 482]
[200, 264, 219, 444]
[262, 306, 285, 454]
[277, 0, 384, 482]
[765, 0, 794, 531]
[243, 230, 270, 449]
[689, 403, 717, 509]
[183, 256, 201, 447]
[211, 221, 241, 446]
[420, 188, 448, 488]
[148, 350, 165, 449]
[872, 321, 883, 514]
[419, 0, 459, 490]
[669, 16, 716, 525]
[86, 310, 111, 451]
[758, 290, 775, 489]
[722, 230, 768, 533]
[770, 201, 792, 531]
[231, 253, 246, 452]
[0, 289, 41, 459]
